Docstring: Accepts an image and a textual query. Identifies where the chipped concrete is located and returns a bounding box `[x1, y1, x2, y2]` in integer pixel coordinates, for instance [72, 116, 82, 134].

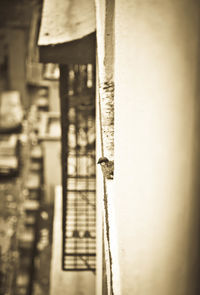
[96, 0, 116, 293]
[99, 81, 114, 161]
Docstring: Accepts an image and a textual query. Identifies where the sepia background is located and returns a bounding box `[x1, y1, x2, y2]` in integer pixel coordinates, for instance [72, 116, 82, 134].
[1, 1, 200, 295]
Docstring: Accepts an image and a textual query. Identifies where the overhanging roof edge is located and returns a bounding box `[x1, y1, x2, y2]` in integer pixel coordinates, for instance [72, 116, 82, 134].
[38, 32, 96, 64]
[38, 0, 96, 47]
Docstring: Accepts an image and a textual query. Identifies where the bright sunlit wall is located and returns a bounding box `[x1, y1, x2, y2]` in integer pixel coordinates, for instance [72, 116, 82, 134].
[114, 0, 200, 294]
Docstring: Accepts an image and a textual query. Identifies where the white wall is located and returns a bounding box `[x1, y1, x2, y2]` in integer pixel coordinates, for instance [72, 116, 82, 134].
[114, 0, 200, 294]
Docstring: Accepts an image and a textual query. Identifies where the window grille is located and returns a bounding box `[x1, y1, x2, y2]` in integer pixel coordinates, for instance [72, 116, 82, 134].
[60, 64, 96, 271]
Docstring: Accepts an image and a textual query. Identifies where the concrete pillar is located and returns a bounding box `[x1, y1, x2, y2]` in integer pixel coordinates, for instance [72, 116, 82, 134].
[114, 0, 200, 294]
[95, 0, 114, 160]
[95, 0, 115, 294]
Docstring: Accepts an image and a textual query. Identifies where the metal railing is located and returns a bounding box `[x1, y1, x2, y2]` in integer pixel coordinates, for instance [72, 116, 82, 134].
[60, 64, 96, 271]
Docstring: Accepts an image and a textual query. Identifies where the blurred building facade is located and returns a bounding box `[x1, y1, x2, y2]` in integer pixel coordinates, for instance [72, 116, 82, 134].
[37, 0, 200, 295]
[0, 1, 62, 295]
[1, 0, 199, 294]
[38, 1, 96, 295]
[0, 0, 43, 109]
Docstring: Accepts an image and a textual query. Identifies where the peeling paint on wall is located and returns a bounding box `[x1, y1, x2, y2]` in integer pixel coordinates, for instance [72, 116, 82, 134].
[99, 81, 114, 160]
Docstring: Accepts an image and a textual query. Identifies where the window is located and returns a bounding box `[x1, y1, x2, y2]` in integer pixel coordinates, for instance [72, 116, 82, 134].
[60, 64, 96, 271]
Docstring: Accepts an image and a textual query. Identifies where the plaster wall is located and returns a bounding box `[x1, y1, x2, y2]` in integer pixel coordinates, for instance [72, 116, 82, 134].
[114, 0, 200, 294]
[95, 0, 115, 294]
